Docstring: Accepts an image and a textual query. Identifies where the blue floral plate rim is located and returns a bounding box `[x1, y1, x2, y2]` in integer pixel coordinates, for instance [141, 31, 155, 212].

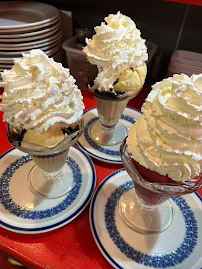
[90, 169, 202, 269]
[77, 106, 141, 164]
[0, 146, 96, 234]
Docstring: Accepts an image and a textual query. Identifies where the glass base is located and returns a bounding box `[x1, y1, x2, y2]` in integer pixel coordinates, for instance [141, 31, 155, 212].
[89, 118, 127, 146]
[28, 160, 78, 199]
[118, 188, 173, 234]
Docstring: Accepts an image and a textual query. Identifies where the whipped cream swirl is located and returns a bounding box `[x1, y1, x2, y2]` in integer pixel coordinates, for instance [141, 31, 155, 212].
[84, 11, 148, 92]
[127, 74, 202, 182]
[0, 49, 84, 133]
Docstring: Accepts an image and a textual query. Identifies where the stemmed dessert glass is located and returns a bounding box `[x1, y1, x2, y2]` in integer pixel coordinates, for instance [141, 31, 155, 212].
[6, 119, 84, 199]
[87, 81, 142, 146]
[119, 137, 202, 234]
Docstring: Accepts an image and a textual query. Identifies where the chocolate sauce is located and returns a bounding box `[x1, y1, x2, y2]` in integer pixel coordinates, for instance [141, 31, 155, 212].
[92, 89, 127, 101]
[85, 58, 128, 101]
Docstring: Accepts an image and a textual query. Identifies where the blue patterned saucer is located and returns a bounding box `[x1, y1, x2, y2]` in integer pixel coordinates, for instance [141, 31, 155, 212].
[77, 107, 141, 164]
[0, 146, 96, 234]
[90, 169, 202, 269]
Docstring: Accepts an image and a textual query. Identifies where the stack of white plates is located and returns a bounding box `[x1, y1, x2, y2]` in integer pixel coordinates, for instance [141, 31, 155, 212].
[167, 50, 202, 77]
[0, 1, 63, 73]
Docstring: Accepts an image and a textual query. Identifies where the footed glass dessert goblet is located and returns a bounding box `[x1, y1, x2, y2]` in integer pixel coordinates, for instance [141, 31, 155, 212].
[6, 119, 84, 199]
[87, 83, 142, 146]
[119, 137, 202, 234]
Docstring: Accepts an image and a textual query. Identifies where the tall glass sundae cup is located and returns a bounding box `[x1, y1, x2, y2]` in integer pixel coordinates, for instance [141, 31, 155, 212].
[86, 83, 142, 146]
[83, 12, 148, 146]
[118, 73, 202, 234]
[6, 120, 84, 199]
[0, 49, 85, 199]
[120, 137, 202, 234]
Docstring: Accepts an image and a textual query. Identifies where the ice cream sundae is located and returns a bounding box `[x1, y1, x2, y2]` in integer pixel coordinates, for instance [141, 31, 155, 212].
[125, 73, 202, 205]
[0, 49, 84, 145]
[84, 11, 147, 94]
[119, 73, 202, 233]
[0, 49, 85, 198]
[84, 12, 148, 145]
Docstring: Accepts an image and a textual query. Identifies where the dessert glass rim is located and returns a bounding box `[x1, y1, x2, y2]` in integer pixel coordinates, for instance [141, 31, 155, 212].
[6, 118, 84, 156]
[120, 136, 202, 196]
[85, 79, 142, 100]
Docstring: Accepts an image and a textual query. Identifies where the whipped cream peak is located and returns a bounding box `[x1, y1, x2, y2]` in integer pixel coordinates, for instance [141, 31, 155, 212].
[127, 73, 202, 182]
[84, 11, 148, 92]
[0, 49, 84, 133]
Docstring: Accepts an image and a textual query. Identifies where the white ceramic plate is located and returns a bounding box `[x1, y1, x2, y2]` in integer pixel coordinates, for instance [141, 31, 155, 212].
[0, 2, 59, 29]
[0, 20, 61, 39]
[0, 64, 13, 69]
[77, 107, 141, 164]
[0, 146, 96, 234]
[45, 44, 62, 57]
[0, 39, 62, 56]
[0, 29, 62, 48]
[0, 15, 60, 33]
[0, 42, 62, 63]
[0, 31, 62, 51]
[0, 25, 61, 43]
[90, 169, 202, 269]
[0, 49, 62, 69]
[52, 49, 63, 63]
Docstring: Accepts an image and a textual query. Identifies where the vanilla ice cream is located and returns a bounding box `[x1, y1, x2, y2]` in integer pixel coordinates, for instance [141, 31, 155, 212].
[127, 73, 202, 182]
[0, 49, 84, 146]
[22, 128, 67, 147]
[84, 11, 148, 93]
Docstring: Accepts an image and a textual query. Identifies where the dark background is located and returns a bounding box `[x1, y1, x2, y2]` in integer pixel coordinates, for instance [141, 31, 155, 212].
[3, 0, 202, 82]
[37, 0, 202, 81]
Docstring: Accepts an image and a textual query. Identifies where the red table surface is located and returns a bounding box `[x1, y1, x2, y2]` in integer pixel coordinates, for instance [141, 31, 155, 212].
[0, 84, 201, 269]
